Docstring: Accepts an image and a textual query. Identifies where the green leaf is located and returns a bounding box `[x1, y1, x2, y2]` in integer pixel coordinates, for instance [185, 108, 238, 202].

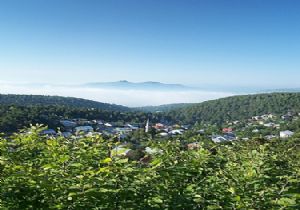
[43, 164, 53, 170]
[277, 197, 296, 206]
[228, 187, 235, 194]
[101, 157, 112, 163]
[70, 163, 83, 167]
[234, 196, 241, 202]
[115, 158, 128, 164]
[152, 197, 163, 204]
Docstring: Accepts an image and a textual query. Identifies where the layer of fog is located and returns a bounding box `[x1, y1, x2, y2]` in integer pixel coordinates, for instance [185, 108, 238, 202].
[0, 83, 235, 107]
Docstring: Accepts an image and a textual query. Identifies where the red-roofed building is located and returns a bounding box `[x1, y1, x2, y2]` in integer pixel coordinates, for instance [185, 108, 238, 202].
[154, 123, 165, 130]
[222, 128, 233, 133]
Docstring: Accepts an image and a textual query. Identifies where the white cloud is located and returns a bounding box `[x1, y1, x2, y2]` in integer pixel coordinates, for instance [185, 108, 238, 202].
[0, 83, 235, 107]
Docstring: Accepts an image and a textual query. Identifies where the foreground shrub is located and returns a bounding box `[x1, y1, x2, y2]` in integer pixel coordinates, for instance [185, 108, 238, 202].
[0, 127, 299, 209]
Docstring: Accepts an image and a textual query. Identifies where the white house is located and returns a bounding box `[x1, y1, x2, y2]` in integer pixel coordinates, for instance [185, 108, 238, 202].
[159, 132, 169, 137]
[169, 129, 183, 135]
[280, 130, 294, 139]
[104, 123, 112, 127]
[212, 135, 227, 143]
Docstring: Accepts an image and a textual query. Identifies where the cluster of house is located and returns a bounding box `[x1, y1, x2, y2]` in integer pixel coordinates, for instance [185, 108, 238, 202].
[247, 113, 281, 129]
[41, 119, 141, 139]
[226, 112, 298, 141]
[252, 112, 299, 124]
[40, 111, 298, 146]
[200, 112, 299, 144]
[40, 118, 192, 140]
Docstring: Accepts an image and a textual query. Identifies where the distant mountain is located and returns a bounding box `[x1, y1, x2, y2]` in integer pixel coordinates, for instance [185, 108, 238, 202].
[0, 94, 130, 112]
[83, 80, 191, 91]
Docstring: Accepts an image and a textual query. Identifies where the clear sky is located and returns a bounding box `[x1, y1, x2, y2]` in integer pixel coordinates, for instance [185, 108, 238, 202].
[0, 0, 300, 88]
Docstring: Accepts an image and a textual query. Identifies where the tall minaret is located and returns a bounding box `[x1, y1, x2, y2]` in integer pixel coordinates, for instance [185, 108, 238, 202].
[145, 119, 149, 133]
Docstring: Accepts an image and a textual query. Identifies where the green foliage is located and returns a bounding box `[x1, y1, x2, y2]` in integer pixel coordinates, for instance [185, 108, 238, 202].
[1, 127, 299, 209]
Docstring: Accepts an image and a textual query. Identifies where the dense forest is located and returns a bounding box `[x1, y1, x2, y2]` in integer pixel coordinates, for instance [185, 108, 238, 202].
[166, 93, 300, 124]
[0, 94, 130, 111]
[0, 127, 299, 209]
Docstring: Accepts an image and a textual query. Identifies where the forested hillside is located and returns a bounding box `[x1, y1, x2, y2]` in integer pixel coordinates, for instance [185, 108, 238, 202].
[0, 94, 130, 111]
[1, 93, 300, 132]
[167, 93, 300, 124]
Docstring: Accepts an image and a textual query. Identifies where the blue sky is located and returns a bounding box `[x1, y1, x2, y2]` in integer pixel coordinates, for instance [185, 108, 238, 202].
[0, 0, 300, 88]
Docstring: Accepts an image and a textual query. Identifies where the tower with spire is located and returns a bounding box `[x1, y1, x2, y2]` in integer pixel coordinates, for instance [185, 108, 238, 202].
[145, 119, 149, 133]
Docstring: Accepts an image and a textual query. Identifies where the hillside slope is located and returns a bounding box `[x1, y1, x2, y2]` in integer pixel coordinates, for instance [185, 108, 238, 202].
[166, 93, 300, 124]
[0, 94, 130, 112]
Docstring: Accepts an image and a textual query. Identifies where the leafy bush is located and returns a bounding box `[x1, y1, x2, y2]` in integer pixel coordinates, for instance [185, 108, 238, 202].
[0, 127, 299, 209]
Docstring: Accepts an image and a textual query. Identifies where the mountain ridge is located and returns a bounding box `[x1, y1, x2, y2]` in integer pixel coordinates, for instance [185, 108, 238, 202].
[83, 80, 191, 90]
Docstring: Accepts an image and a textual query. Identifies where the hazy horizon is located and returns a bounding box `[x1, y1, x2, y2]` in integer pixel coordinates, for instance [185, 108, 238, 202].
[1, 80, 300, 107]
[0, 81, 236, 107]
